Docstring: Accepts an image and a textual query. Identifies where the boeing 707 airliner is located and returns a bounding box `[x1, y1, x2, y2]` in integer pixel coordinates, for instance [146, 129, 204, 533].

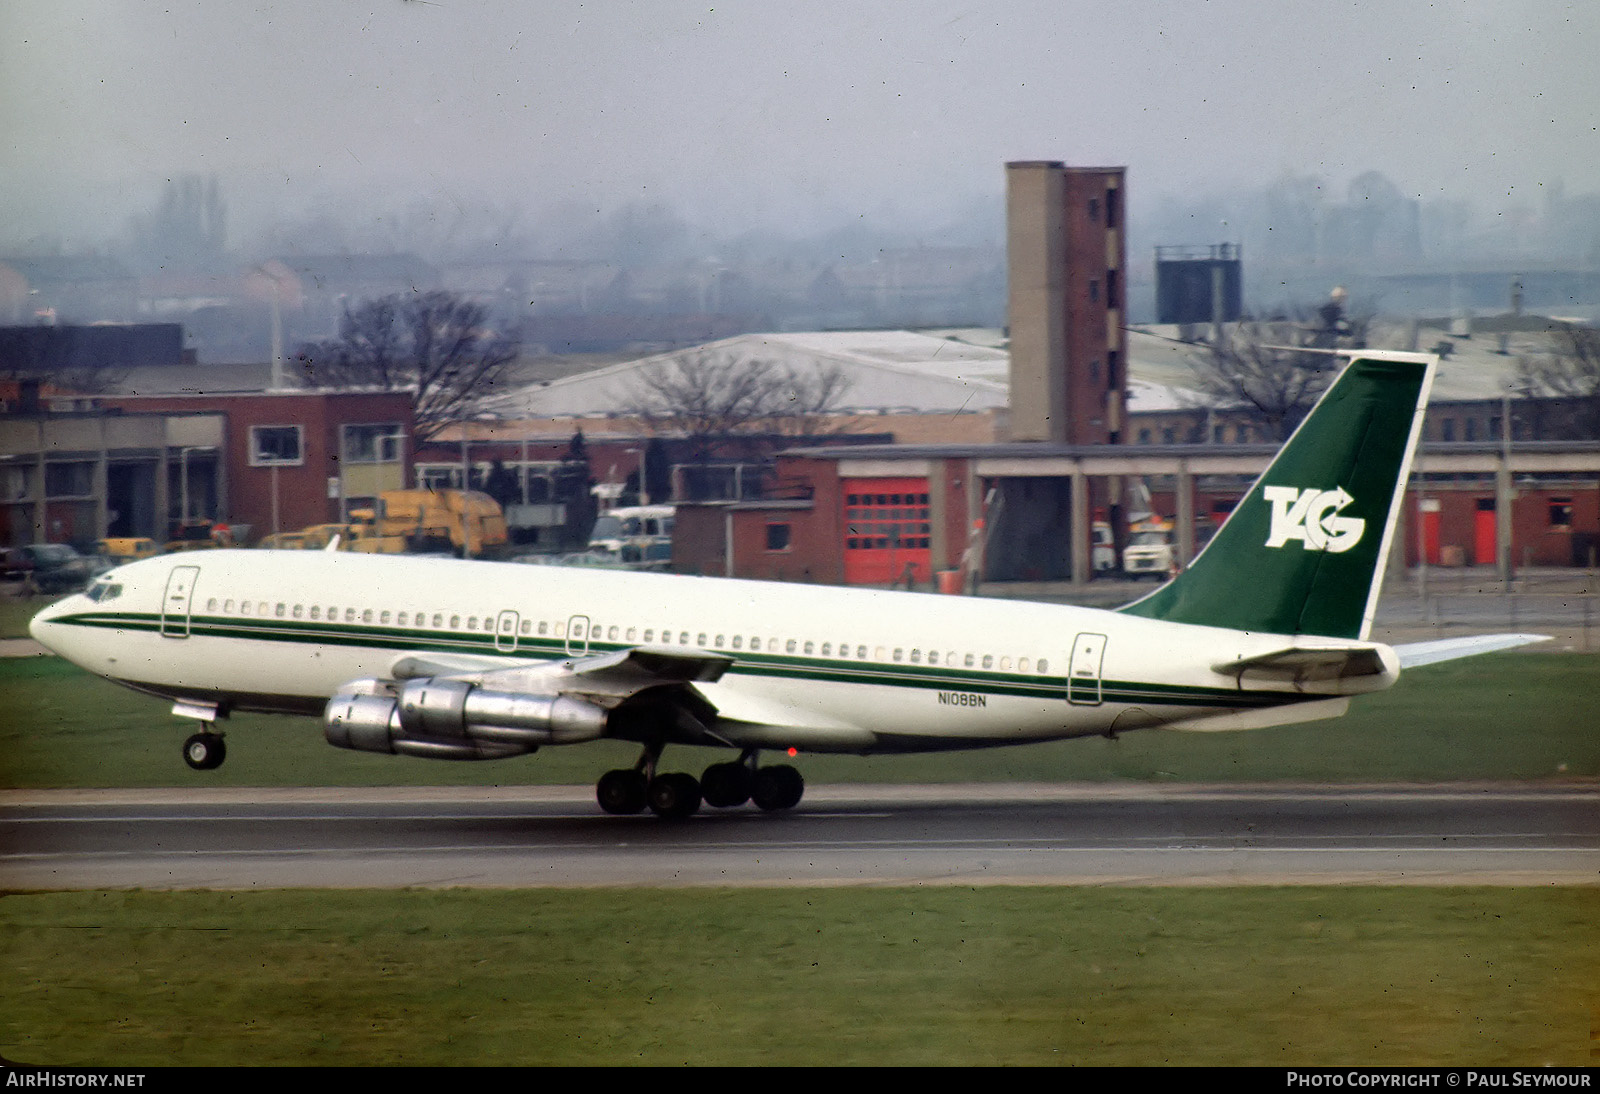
[30, 352, 1543, 817]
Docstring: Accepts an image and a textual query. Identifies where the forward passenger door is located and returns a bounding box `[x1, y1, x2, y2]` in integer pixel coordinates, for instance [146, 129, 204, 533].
[1067, 632, 1106, 706]
[161, 565, 200, 638]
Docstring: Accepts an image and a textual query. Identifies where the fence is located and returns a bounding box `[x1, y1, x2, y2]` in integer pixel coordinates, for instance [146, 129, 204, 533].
[1377, 590, 1600, 651]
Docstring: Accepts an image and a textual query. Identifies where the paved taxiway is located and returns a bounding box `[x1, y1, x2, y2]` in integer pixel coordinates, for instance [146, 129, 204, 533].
[3, 783, 1596, 889]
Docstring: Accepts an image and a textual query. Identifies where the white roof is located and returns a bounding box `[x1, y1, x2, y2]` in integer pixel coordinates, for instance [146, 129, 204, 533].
[481, 322, 1571, 420]
[482, 331, 1012, 418]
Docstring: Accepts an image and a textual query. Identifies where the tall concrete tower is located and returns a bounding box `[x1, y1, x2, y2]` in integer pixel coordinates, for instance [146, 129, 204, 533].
[1006, 161, 1127, 445]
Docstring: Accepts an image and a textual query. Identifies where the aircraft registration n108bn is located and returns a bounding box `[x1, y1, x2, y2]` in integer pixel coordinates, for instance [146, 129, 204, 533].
[30, 352, 1544, 817]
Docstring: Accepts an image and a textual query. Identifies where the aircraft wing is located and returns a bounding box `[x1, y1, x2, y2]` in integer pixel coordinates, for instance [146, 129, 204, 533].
[328, 646, 739, 758]
[389, 646, 732, 691]
[382, 646, 874, 750]
[1392, 633, 1550, 668]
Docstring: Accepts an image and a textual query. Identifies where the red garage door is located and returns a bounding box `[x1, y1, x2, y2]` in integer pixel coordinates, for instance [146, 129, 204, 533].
[842, 478, 932, 586]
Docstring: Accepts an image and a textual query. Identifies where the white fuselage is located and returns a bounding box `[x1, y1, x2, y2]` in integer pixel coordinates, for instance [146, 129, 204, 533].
[31, 549, 1387, 754]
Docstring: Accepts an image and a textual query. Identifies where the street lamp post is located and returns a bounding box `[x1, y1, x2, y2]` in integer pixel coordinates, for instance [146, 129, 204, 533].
[178, 446, 215, 526]
[1498, 387, 1515, 587]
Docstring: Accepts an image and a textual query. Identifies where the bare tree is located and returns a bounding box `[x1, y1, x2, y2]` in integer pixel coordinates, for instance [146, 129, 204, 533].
[296, 292, 519, 443]
[1185, 303, 1368, 441]
[1515, 323, 1600, 439]
[622, 351, 852, 460]
[1185, 322, 1335, 441]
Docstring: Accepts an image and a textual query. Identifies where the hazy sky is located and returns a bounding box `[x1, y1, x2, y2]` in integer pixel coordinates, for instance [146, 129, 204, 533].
[4, 0, 1597, 250]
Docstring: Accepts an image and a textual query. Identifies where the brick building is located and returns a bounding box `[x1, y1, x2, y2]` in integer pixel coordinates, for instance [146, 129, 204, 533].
[100, 390, 414, 539]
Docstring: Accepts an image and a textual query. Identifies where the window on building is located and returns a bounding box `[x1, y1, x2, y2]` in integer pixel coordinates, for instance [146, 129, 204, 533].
[1441, 418, 1456, 443]
[342, 423, 405, 463]
[1550, 498, 1574, 528]
[1105, 187, 1119, 228]
[1, 465, 29, 501]
[844, 491, 931, 550]
[250, 425, 303, 467]
[44, 462, 93, 498]
[766, 522, 791, 551]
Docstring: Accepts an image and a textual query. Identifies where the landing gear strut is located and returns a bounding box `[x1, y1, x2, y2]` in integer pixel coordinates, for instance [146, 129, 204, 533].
[182, 729, 226, 771]
[594, 747, 804, 818]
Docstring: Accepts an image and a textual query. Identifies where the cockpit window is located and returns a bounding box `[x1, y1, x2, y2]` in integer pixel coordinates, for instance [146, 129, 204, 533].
[85, 580, 123, 603]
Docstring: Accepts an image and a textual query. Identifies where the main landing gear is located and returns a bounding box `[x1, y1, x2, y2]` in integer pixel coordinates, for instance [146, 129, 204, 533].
[182, 729, 227, 771]
[596, 748, 804, 819]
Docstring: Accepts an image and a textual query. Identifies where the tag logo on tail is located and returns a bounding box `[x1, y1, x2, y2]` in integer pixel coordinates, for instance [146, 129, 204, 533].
[1263, 485, 1366, 553]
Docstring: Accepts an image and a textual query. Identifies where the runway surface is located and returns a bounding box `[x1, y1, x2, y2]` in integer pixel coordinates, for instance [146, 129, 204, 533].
[3, 783, 1596, 889]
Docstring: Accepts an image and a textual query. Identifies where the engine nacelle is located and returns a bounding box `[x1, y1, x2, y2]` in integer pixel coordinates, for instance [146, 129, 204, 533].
[324, 676, 608, 759]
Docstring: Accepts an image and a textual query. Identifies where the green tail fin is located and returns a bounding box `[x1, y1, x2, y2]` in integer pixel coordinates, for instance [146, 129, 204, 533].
[1118, 352, 1435, 640]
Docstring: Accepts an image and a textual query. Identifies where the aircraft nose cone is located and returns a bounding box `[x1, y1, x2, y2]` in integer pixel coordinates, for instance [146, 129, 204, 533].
[28, 597, 70, 652]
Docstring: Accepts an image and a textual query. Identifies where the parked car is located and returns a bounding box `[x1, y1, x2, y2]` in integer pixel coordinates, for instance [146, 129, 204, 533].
[1, 547, 35, 583]
[10, 544, 94, 593]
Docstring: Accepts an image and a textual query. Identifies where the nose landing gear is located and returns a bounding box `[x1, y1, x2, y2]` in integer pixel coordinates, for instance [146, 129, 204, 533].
[182, 729, 227, 771]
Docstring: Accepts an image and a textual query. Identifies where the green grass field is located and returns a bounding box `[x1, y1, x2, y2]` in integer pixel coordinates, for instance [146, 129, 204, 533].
[3, 887, 1596, 1066]
[2, 650, 1595, 788]
[4, 634, 1595, 1067]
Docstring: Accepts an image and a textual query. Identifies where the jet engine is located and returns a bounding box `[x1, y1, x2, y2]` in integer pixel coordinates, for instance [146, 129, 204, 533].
[324, 677, 608, 760]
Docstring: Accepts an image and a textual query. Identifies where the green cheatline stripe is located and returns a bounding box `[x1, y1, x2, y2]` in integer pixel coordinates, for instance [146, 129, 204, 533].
[53, 611, 1290, 711]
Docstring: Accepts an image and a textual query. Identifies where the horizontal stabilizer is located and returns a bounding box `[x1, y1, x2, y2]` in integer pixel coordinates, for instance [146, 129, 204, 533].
[1394, 633, 1550, 668]
[1211, 642, 1397, 694]
[1214, 645, 1387, 680]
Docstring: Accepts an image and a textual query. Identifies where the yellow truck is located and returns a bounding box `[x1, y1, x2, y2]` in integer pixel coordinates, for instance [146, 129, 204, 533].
[345, 489, 509, 558]
[257, 490, 508, 557]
